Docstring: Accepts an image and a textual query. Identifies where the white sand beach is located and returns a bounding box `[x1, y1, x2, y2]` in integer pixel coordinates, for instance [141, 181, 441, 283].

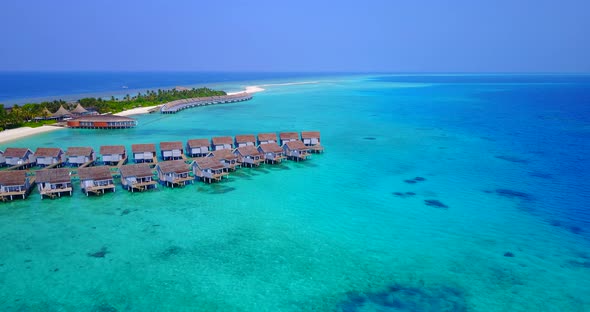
[0, 126, 64, 144]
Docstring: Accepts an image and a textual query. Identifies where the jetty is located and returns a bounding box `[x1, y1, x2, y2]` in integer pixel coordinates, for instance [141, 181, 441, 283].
[160, 93, 253, 114]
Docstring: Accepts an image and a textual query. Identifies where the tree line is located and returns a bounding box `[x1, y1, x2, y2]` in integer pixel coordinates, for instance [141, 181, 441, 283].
[0, 87, 226, 130]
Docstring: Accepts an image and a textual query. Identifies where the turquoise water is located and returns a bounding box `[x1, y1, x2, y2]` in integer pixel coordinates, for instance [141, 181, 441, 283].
[1, 75, 589, 311]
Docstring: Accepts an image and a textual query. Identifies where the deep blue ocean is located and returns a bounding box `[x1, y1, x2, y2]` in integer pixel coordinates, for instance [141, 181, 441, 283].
[0, 72, 589, 311]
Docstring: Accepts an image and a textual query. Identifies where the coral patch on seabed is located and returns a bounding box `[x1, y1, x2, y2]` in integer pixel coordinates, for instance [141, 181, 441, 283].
[495, 189, 533, 201]
[88, 247, 109, 258]
[424, 199, 449, 209]
[363, 137, 377, 140]
[494, 155, 530, 164]
[338, 283, 467, 312]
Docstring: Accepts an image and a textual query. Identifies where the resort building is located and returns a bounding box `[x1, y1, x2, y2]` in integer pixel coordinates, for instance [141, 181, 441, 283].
[155, 160, 193, 187]
[211, 136, 233, 150]
[66, 114, 137, 129]
[235, 134, 256, 147]
[258, 133, 278, 145]
[234, 145, 263, 167]
[119, 163, 157, 192]
[160, 141, 184, 161]
[66, 147, 95, 166]
[301, 131, 324, 153]
[208, 149, 240, 171]
[52, 105, 72, 120]
[0, 171, 32, 201]
[279, 132, 300, 145]
[0, 150, 4, 166]
[4, 147, 34, 167]
[132, 144, 157, 163]
[78, 166, 115, 196]
[192, 157, 228, 183]
[99, 145, 127, 165]
[34, 147, 65, 167]
[71, 103, 89, 116]
[35, 168, 72, 199]
[186, 139, 210, 157]
[258, 142, 286, 164]
[282, 140, 311, 161]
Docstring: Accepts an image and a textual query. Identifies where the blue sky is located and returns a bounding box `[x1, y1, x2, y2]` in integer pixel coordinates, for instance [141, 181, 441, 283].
[0, 0, 588, 72]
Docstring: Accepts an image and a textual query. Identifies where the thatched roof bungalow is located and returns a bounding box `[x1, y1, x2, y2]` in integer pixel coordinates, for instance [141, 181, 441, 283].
[35, 168, 72, 198]
[258, 142, 285, 164]
[235, 134, 256, 147]
[119, 163, 157, 192]
[100, 145, 127, 165]
[71, 103, 88, 115]
[192, 157, 228, 183]
[78, 166, 115, 195]
[234, 145, 263, 167]
[0, 171, 32, 200]
[186, 139, 210, 157]
[132, 143, 156, 163]
[155, 160, 193, 188]
[52, 105, 72, 119]
[160, 141, 184, 161]
[34, 147, 65, 167]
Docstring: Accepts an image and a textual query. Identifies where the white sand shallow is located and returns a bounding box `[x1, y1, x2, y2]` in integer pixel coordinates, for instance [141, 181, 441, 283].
[114, 106, 162, 117]
[0, 126, 64, 144]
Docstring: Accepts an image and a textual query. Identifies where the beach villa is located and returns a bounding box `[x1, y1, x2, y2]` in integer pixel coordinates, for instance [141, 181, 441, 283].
[0, 171, 32, 201]
[132, 144, 157, 163]
[234, 145, 263, 167]
[258, 142, 286, 164]
[52, 105, 72, 120]
[100, 145, 127, 165]
[119, 163, 157, 192]
[34, 147, 65, 167]
[35, 168, 72, 199]
[4, 147, 34, 167]
[208, 149, 240, 171]
[235, 134, 256, 147]
[66, 147, 95, 166]
[211, 136, 233, 150]
[301, 131, 324, 153]
[155, 160, 193, 187]
[279, 132, 300, 145]
[258, 133, 278, 145]
[192, 157, 228, 183]
[78, 166, 115, 196]
[160, 141, 184, 161]
[186, 139, 210, 157]
[282, 140, 310, 161]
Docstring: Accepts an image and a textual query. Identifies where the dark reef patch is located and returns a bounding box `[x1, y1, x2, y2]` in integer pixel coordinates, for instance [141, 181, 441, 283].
[495, 189, 533, 201]
[424, 200, 449, 209]
[338, 283, 467, 312]
[94, 303, 118, 312]
[406, 192, 416, 196]
[363, 137, 377, 140]
[209, 186, 236, 195]
[569, 226, 583, 235]
[494, 155, 529, 164]
[88, 247, 109, 258]
[414, 177, 426, 182]
[568, 260, 590, 268]
[160, 245, 183, 259]
[393, 192, 417, 198]
[504, 252, 515, 257]
[528, 171, 553, 179]
[120, 209, 131, 216]
[404, 180, 417, 184]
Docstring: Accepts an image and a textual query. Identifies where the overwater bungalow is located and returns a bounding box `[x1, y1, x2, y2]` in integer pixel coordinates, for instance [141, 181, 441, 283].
[258, 142, 286, 164]
[301, 131, 324, 153]
[66, 147, 95, 167]
[119, 163, 157, 192]
[211, 136, 233, 150]
[4, 147, 34, 167]
[35, 168, 72, 199]
[0, 150, 5, 166]
[132, 143, 157, 163]
[160, 141, 184, 160]
[155, 160, 193, 187]
[282, 140, 311, 161]
[100, 145, 127, 165]
[234, 145, 263, 167]
[34, 147, 65, 167]
[67, 114, 137, 129]
[235, 134, 256, 147]
[0, 171, 33, 201]
[208, 149, 240, 171]
[186, 139, 210, 157]
[192, 157, 228, 183]
[279, 132, 300, 145]
[258, 133, 278, 145]
[78, 166, 115, 196]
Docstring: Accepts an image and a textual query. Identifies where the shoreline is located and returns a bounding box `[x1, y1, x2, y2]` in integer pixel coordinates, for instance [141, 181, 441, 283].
[0, 80, 320, 144]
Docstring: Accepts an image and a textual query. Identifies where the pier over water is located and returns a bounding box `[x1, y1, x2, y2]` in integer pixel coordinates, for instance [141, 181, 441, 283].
[160, 92, 253, 114]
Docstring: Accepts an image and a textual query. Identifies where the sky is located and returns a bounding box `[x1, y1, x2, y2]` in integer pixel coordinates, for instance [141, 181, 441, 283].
[0, 0, 588, 72]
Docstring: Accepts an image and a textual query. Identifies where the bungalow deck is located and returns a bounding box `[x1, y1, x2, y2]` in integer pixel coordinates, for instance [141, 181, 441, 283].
[0, 176, 35, 201]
